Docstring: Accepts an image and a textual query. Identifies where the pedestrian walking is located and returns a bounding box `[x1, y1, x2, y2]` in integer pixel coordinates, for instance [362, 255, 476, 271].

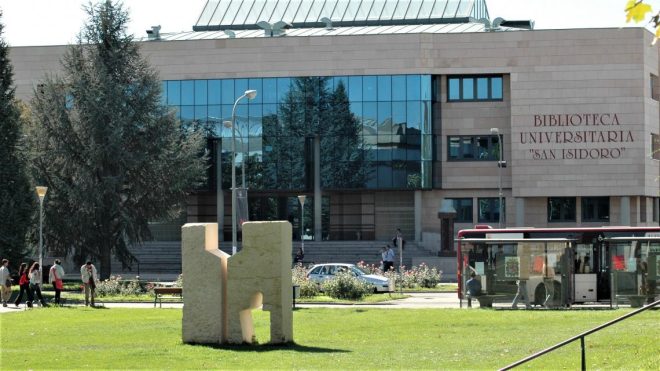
[80, 261, 98, 306]
[0, 259, 12, 307]
[14, 263, 33, 307]
[29, 262, 48, 307]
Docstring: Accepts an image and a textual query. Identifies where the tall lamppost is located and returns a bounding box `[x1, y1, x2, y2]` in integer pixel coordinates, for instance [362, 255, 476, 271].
[225, 89, 257, 255]
[298, 195, 306, 253]
[35, 186, 48, 268]
[490, 128, 505, 228]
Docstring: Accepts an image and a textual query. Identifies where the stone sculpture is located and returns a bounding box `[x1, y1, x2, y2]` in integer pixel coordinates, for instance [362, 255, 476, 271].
[181, 221, 293, 345]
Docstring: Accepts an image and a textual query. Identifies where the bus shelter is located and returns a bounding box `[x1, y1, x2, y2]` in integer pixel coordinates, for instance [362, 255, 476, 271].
[457, 238, 575, 309]
[604, 237, 659, 308]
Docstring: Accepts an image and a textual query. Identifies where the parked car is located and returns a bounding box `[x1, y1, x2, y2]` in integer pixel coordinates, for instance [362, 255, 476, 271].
[306, 263, 391, 292]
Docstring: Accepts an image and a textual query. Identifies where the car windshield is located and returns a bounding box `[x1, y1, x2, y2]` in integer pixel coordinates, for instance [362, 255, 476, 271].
[350, 266, 366, 276]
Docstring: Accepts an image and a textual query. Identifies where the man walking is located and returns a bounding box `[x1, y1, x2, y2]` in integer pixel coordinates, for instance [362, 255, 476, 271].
[383, 245, 395, 272]
[80, 261, 98, 306]
[0, 259, 11, 307]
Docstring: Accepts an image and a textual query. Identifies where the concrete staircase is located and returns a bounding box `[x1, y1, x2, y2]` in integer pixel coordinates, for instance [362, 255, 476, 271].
[110, 241, 181, 281]
[111, 240, 438, 280]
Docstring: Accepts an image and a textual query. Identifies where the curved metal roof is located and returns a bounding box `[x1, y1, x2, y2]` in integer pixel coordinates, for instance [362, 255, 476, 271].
[193, 0, 490, 31]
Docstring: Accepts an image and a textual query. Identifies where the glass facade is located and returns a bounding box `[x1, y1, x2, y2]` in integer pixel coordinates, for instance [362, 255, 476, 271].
[162, 75, 433, 191]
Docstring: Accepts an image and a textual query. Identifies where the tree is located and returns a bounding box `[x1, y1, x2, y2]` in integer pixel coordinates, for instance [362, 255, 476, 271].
[25, 1, 207, 278]
[0, 11, 34, 267]
[626, 0, 660, 42]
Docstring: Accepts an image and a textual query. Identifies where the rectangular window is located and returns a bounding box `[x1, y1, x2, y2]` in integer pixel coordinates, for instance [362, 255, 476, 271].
[548, 197, 576, 222]
[478, 198, 503, 223]
[448, 78, 460, 101]
[447, 75, 504, 102]
[581, 197, 609, 222]
[447, 135, 500, 161]
[652, 134, 660, 160]
[448, 198, 473, 223]
[651, 74, 659, 101]
[640, 197, 647, 223]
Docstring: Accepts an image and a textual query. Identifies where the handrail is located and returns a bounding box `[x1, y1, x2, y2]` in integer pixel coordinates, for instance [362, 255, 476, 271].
[500, 298, 660, 370]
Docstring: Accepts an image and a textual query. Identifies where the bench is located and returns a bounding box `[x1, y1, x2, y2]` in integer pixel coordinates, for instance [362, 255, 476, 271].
[476, 294, 509, 308]
[154, 287, 183, 308]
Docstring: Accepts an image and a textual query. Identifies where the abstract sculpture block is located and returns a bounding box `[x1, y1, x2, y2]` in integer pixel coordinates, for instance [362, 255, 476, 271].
[181, 221, 293, 345]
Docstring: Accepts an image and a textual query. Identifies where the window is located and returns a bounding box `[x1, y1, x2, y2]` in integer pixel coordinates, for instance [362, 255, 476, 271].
[448, 198, 473, 223]
[548, 197, 576, 222]
[478, 198, 503, 223]
[448, 135, 500, 161]
[447, 75, 503, 101]
[651, 74, 659, 101]
[652, 134, 660, 160]
[640, 197, 647, 223]
[581, 197, 609, 222]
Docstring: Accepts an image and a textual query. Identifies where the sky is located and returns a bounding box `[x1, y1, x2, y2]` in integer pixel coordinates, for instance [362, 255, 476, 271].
[0, 0, 649, 47]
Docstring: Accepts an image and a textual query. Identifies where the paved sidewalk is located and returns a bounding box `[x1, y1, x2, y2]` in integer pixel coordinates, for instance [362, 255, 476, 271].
[1, 293, 623, 313]
[1, 292, 462, 313]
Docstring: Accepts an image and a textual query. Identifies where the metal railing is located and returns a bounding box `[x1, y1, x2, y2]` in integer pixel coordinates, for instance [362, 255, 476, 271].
[500, 298, 660, 370]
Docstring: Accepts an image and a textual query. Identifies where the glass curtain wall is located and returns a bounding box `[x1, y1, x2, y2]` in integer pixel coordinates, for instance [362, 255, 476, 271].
[162, 75, 433, 191]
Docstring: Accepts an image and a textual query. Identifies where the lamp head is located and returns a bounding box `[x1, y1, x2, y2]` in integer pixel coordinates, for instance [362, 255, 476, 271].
[35, 186, 48, 201]
[245, 89, 257, 100]
[223, 120, 232, 128]
[298, 195, 307, 205]
[490, 127, 500, 135]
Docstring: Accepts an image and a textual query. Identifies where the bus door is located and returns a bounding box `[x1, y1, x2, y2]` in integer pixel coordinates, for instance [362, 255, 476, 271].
[574, 243, 597, 302]
[596, 240, 611, 300]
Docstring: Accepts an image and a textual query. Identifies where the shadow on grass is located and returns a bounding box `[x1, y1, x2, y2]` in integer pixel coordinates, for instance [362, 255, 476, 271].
[187, 342, 350, 354]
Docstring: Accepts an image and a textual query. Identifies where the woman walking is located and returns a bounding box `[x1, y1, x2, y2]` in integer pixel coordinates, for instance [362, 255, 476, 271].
[14, 263, 33, 307]
[28, 262, 48, 307]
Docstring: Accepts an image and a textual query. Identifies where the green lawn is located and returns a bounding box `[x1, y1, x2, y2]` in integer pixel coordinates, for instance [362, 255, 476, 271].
[1, 307, 658, 370]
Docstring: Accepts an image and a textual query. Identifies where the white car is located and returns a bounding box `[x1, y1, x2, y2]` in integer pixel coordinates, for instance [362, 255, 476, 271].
[306, 263, 391, 293]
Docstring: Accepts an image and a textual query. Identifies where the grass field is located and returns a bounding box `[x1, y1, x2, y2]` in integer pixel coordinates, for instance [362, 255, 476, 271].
[1, 307, 658, 370]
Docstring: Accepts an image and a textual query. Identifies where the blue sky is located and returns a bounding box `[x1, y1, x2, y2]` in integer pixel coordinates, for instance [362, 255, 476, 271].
[0, 0, 646, 46]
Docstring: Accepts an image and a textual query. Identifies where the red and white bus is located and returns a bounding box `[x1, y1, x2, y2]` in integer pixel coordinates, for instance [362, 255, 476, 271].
[457, 226, 659, 307]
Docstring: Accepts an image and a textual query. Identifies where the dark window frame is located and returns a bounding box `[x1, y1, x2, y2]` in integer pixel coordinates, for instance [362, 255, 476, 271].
[447, 75, 504, 102]
[448, 198, 473, 223]
[548, 197, 577, 222]
[581, 197, 610, 222]
[447, 135, 501, 161]
[478, 197, 503, 223]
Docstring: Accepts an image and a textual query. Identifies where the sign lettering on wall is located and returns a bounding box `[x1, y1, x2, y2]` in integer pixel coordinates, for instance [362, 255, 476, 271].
[522, 113, 634, 160]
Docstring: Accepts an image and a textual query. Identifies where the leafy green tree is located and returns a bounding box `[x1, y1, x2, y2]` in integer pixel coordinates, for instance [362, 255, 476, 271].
[0, 11, 34, 268]
[25, 1, 207, 278]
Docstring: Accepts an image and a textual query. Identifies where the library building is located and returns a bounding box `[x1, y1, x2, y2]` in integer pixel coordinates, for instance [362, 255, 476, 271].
[9, 0, 660, 260]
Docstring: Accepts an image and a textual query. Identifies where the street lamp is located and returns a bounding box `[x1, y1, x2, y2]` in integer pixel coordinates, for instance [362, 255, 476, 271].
[490, 128, 506, 228]
[35, 186, 48, 268]
[226, 89, 257, 255]
[297, 195, 306, 254]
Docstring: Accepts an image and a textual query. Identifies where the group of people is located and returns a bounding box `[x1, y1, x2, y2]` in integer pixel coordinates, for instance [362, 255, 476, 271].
[380, 229, 405, 272]
[0, 258, 99, 308]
